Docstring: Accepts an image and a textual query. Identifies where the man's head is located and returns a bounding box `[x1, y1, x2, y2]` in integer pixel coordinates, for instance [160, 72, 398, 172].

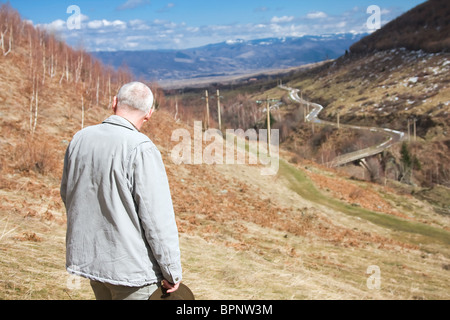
[112, 82, 155, 130]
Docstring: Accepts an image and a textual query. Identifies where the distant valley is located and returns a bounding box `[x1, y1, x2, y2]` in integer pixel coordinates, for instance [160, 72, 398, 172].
[93, 33, 366, 83]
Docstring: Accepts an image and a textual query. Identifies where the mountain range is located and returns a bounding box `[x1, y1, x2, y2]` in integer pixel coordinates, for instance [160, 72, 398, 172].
[93, 33, 366, 82]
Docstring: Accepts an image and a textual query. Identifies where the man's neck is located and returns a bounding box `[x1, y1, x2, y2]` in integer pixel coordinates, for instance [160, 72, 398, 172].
[114, 111, 143, 131]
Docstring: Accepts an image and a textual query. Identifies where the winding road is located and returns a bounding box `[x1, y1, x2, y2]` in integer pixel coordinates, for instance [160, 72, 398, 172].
[279, 85, 406, 167]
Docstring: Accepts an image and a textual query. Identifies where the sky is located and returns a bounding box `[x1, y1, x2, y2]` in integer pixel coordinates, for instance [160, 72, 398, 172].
[4, 0, 426, 51]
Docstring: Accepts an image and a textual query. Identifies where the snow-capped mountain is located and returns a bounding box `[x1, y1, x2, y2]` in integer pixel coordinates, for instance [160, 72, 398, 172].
[93, 33, 366, 81]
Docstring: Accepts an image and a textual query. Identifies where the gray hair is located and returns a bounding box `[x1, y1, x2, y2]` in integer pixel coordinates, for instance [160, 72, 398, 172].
[117, 82, 154, 114]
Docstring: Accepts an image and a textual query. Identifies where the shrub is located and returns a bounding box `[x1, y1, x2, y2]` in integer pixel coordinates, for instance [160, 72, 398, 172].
[14, 135, 59, 176]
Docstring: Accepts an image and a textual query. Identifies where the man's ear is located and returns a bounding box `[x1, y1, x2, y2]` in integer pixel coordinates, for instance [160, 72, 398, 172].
[112, 96, 118, 114]
[144, 109, 154, 122]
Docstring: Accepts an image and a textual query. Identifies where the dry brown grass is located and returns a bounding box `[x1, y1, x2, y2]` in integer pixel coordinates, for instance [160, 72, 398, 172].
[1, 110, 450, 300]
[13, 134, 61, 176]
[305, 170, 411, 219]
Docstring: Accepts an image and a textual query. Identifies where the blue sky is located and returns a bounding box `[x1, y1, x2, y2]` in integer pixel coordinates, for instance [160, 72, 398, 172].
[5, 0, 425, 51]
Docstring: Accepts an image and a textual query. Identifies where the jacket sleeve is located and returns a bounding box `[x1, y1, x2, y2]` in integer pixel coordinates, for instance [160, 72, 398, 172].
[131, 143, 182, 284]
[60, 146, 70, 208]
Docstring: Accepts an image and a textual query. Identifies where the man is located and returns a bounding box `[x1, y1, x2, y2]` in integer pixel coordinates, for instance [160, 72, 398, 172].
[61, 82, 182, 300]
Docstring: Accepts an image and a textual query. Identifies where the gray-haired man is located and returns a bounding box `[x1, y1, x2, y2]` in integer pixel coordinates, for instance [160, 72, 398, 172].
[61, 82, 182, 300]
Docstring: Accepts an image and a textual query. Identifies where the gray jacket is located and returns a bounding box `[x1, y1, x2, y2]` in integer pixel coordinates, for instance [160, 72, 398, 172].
[61, 115, 182, 287]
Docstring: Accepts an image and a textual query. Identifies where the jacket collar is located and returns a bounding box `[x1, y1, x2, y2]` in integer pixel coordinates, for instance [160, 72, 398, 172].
[103, 115, 139, 132]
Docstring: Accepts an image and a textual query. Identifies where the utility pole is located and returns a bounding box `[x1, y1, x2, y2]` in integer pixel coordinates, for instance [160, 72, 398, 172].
[266, 96, 271, 155]
[337, 111, 340, 129]
[407, 118, 411, 142]
[413, 118, 417, 142]
[217, 90, 222, 131]
[306, 102, 310, 123]
[256, 97, 280, 156]
[204, 90, 210, 130]
[301, 90, 306, 122]
[174, 96, 179, 121]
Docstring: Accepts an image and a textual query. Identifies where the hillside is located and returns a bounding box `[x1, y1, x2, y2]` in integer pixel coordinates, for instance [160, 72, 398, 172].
[1, 4, 450, 301]
[350, 0, 450, 53]
[93, 33, 365, 82]
[245, 0, 450, 189]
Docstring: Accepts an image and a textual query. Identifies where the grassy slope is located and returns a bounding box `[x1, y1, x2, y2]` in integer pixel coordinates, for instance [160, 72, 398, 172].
[280, 160, 450, 245]
[1, 106, 450, 300]
[286, 51, 450, 139]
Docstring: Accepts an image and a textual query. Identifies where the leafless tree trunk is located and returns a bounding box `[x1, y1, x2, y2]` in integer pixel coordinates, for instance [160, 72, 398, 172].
[75, 52, 83, 83]
[29, 75, 38, 134]
[29, 75, 35, 132]
[108, 75, 111, 107]
[41, 42, 46, 85]
[1, 25, 12, 56]
[66, 52, 70, 82]
[28, 31, 32, 69]
[96, 76, 100, 106]
[33, 86, 38, 133]
[81, 95, 84, 129]
[50, 52, 57, 78]
[174, 97, 179, 121]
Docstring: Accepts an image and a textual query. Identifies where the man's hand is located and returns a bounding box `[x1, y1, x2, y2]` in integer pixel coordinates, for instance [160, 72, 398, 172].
[162, 279, 180, 293]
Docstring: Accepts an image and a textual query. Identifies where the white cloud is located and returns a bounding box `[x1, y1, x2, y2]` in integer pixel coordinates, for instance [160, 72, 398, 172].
[153, 19, 167, 25]
[129, 19, 150, 30]
[117, 0, 151, 10]
[270, 16, 294, 23]
[307, 11, 328, 19]
[87, 20, 103, 29]
[186, 26, 199, 33]
[254, 7, 268, 13]
[87, 19, 127, 30]
[124, 42, 140, 49]
[157, 2, 175, 12]
[37, 13, 89, 33]
[44, 19, 66, 32]
[80, 14, 90, 23]
[46, 5, 406, 51]
[107, 20, 127, 29]
[164, 22, 177, 29]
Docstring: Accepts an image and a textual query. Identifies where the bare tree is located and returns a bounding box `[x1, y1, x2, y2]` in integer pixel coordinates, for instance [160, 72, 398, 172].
[28, 74, 39, 134]
[75, 51, 83, 83]
[81, 94, 85, 129]
[1, 24, 12, 56]
[33, 81, 39, 133]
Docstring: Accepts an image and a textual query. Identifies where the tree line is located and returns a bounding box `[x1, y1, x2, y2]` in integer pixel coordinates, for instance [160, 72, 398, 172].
[0, 3, 158, 133]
